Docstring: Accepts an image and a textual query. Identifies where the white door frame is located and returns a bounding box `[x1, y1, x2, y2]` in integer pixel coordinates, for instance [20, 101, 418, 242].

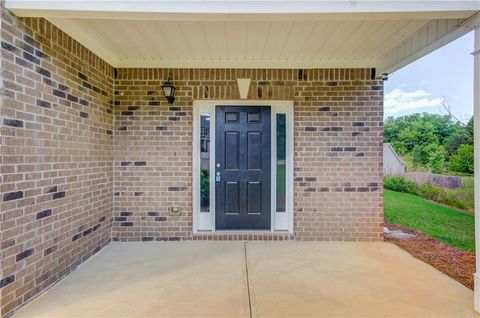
[192, 100, 294, 234]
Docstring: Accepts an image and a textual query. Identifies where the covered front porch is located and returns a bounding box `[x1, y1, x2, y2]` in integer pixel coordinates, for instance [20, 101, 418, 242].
[2, 1, 480, 317]
[11, 241, 476, 317]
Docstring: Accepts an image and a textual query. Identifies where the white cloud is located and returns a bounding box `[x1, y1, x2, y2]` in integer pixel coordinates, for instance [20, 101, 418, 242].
[385, 88, 443, 114]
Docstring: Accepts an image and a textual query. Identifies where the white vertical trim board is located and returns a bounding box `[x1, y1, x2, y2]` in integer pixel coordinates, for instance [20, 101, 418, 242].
[192, 100, 294, 234]
[192, 103, 216, 232]
[271, 104, 294, 232]
[473, 26, 480, 313]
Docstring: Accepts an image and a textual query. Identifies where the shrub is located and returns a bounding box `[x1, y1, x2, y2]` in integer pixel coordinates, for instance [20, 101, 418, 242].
[439, 192, 468, 210]
[383, 176, 418, 195]
[418, 183, 468, 210]
[417, 183, 441, 201]
[384, 177, 468, 211]
[448, 144, 474, 174]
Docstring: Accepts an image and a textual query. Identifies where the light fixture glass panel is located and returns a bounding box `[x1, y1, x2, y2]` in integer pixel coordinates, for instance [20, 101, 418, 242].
[163, 86, 172, 96]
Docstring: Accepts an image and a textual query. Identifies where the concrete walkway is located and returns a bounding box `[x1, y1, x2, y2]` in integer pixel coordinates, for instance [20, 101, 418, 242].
[12, 242, 478, 317]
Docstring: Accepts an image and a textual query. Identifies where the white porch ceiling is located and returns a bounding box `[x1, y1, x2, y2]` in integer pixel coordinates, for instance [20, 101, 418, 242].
[6, 1, 480, 73]
[45, 18, 432, 68]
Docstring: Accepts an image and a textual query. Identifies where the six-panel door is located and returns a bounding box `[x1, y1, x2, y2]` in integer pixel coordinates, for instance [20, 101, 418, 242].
[215, 106, 271, 229]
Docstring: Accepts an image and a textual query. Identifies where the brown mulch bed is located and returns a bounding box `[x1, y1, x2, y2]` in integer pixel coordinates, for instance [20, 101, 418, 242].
[384, 222, 476, 290]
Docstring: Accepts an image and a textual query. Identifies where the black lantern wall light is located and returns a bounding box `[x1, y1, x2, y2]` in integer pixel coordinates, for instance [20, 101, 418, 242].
[161, 78, 176, 104]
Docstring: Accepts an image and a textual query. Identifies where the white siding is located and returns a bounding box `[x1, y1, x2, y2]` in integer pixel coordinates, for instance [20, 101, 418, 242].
[383, 144, 405, 176]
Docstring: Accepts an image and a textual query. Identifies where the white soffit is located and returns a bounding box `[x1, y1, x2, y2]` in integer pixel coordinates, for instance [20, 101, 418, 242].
[379, 12, 480, 73]
[5, 1, 480, 72]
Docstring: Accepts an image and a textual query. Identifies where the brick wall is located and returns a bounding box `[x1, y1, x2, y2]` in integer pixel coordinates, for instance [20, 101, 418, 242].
[1, 8, 114, 317]
[1, 7, 384, 317]
[112, 68, 384, 242]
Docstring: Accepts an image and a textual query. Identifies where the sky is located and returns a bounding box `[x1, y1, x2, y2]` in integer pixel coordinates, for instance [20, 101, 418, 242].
[384, 31, 474, 122]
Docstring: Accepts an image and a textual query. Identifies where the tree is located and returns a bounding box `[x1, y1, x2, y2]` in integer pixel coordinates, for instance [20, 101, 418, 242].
[466, 117, 474, 142]
[411, 143, 446, 173]
[444, 131, 471, 155]
[427, 145, 447, 174]
[412, 144, 429, 166]
[448, 144, 474, 174]
[384, 113, 473, 173]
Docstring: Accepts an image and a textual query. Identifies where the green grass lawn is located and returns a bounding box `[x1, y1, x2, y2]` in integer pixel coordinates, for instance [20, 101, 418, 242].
[449, 176, 475, 212]
[384, 189, 475, 252]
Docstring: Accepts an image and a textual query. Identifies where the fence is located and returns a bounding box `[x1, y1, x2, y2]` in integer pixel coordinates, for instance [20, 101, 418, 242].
[404, 172, 462, 189]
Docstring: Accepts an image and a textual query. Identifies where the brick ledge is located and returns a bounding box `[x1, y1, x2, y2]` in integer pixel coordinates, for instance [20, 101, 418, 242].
[192, 231, 295, 241]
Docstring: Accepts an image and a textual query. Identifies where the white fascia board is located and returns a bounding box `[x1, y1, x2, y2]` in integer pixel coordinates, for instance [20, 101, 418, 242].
[7, 11, 477, 22]
[5, 1, 480, 20]
[378, 11, 480, 74]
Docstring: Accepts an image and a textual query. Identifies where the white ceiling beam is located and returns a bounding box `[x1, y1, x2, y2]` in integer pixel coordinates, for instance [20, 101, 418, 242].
[378, 12, 480, 74]
[5, 1, 479, 21]
[113, 57, 378, 69]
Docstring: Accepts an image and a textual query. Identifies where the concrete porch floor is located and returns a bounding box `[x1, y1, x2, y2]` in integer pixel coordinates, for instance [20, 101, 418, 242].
[12, 242, 478, 318]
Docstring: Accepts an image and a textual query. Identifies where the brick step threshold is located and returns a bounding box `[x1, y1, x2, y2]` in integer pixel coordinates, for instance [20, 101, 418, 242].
[192, 231, 294, 241]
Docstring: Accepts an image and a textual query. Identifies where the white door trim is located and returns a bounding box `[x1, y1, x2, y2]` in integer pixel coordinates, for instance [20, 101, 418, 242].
[192, 100, 294, 234]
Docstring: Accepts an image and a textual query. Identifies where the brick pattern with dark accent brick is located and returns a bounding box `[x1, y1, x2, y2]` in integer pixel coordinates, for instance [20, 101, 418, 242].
[36, 99, 51, 108]
[2, 5, 383, 316]
[36, 209, 52, 220]
[112, 68, 383, 242]
[1, 8, 114, 317]
[3, 191, 23, 201]
[3, 119, 24, 127]
[51, 191, 65, 200]
[16, 249, 34, 262]
[0, 275, 15, 288]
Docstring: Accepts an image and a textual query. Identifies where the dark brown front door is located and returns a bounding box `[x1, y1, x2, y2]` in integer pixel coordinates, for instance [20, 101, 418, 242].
[215, 106, 271, 230]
